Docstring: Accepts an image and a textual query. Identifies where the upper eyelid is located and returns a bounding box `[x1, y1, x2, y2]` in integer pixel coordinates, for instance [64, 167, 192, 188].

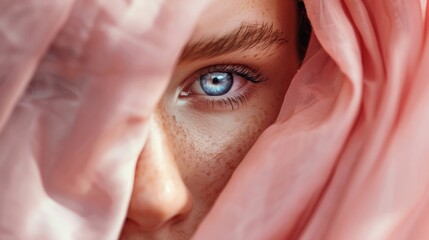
[196, 64, 266, 82]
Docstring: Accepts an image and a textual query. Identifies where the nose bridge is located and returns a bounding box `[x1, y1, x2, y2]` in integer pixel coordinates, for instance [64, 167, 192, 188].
[127, 114, 192, 231]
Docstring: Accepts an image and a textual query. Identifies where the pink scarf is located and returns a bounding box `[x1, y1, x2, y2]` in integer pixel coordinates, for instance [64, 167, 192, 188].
[1, 0, 428, 239]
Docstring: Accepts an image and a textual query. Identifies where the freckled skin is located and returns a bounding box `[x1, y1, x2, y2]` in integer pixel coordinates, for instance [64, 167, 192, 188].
[120, 0, 300, 239]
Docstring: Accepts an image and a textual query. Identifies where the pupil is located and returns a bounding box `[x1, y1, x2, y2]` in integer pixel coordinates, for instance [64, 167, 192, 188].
[212, 78, 220, 84]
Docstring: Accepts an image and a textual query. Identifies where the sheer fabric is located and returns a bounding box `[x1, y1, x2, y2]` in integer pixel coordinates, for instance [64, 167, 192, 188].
[194, 0, 429, 239]
[1, 0, 429, 239]
[0, 1, 211, 239]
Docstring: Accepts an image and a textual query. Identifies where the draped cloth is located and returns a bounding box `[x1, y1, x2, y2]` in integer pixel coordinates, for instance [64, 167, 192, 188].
[1, 0, 429, 239]
[0, 0, 211, 239]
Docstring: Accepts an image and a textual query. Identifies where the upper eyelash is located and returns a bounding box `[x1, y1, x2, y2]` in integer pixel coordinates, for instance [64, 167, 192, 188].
[195, 64, 267, 83]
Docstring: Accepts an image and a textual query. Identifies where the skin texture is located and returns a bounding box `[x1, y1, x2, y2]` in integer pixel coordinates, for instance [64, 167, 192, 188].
[120, 0, 300, 239]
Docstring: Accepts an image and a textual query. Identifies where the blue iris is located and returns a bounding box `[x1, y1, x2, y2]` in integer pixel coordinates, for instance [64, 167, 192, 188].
[199, 72, 233, 96]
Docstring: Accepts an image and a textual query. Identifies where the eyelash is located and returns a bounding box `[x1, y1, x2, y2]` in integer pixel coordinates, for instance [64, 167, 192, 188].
[180, 64, 267, 110]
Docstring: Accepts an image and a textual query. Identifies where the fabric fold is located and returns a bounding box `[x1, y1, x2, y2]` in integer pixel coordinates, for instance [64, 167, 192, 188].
[193, 0, 429, 239]
[0, 1, 211, 239]
[1, 0, 429, 239]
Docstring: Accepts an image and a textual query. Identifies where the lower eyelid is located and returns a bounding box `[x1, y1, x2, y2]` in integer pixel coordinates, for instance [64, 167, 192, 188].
[181, 84, 259, 111]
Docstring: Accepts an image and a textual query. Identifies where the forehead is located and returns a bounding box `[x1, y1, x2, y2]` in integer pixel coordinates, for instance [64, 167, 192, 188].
[189, 0, 297, 40]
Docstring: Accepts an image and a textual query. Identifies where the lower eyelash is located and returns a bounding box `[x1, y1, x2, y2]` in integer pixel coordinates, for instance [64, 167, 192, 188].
[202, 85, 258, 110]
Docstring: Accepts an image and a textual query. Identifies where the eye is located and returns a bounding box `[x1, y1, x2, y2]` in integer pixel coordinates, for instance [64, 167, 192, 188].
[179, 64, 267, 110]
[186, 71, 248, 97]
[198, 72, 233, 96]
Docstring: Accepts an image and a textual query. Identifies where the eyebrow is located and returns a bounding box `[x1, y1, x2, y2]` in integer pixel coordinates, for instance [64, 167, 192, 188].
[179, 23, 288, 62]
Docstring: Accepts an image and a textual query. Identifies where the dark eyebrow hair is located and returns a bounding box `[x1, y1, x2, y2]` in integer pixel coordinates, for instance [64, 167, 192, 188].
[179, 23, 288, 62]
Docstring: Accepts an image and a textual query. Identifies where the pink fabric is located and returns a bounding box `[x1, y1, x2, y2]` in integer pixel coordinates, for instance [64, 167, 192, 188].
[194, 0, 429, 239]
[0, 1, 211, 239]
[1, 0, 429, 239]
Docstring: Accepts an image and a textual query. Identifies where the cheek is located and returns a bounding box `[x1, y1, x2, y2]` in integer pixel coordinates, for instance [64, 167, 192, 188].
[159, 104, 279, 210]
[178, 119, 259, 205]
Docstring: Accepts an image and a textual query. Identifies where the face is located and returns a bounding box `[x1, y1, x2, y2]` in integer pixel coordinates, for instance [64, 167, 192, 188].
[120, 0, 300, 239]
